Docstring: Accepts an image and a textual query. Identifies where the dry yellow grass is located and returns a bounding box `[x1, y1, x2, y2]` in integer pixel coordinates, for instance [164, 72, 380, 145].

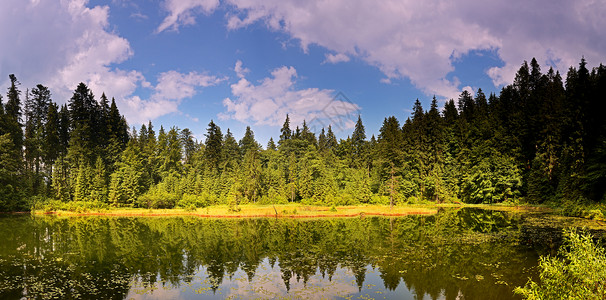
[36, 203, 439, 218]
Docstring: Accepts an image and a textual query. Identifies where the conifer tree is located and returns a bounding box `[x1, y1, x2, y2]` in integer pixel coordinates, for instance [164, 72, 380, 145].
[267, 137, 277, 151]
[204, 120, 223, 170]
[279, 114, 292, 147]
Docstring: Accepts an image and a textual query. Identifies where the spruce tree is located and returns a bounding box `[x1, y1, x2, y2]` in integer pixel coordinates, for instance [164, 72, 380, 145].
[204, 120, 223, 170]
[279, 114, 292, 147]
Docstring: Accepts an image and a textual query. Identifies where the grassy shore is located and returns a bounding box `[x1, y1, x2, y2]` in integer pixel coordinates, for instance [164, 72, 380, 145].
[31, 202, 559, 218]
[34, 203, 439, 217]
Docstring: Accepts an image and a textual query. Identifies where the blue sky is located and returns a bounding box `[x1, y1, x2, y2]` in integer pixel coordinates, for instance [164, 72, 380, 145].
[2, 0, 605, 145]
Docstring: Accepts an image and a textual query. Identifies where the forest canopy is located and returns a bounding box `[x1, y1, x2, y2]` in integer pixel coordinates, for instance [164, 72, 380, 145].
[1, 58, 605, 211]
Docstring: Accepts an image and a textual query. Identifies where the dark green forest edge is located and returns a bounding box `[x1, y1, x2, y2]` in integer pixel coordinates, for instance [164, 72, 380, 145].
[1, 58, 605, 216]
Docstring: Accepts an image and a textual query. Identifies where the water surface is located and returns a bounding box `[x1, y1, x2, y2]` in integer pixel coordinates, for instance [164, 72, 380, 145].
[1, 208, 603, 299]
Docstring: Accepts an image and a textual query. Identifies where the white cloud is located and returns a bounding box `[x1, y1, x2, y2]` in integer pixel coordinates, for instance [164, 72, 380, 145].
[219, 63, 359, 129]
[123, 71, 225, 124]
[157, 0, 220, 32]
[0, 0, 223, 126]
[0, 0, 141, 103]
[323, 53, 350, 64]
[234, 60, 249, 78]
[161, 0, 606, 100]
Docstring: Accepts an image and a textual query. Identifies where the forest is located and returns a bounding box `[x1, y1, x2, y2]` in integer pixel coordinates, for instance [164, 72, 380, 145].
[0, 58, 605, 212]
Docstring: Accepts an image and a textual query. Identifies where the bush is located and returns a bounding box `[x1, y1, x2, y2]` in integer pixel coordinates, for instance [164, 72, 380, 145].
[177, 193, 210, 208]
[370, 195, 389, 205]
[137, 191, 177, 209]
[514, 229, 606, 300]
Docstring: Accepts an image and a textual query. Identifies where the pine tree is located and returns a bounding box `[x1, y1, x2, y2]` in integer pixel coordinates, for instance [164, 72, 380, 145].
[90, 156, 108, 203]
[239, 126, 260, 155]
[204, 120, 223, 170]
[44, 102, 60, 166]
[267, 137, 277, 151]
[0, 133, 25, 211]
[67, 83, 98, 165]
[181, 128, 196, 165]
[58, 104, 70, 156]
[318, 128, 327, 152]
[4, 74, 23, 157]
[223, 128, 239, 168]
[351, 115, 367, 168]
[279, 114, 292, 147]
[325, 125, 338, 151]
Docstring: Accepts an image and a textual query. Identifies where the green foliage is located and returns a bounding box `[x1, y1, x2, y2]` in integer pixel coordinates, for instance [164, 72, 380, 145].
[515, 229, 606, 300]
[177, 193, 211, 209]
[0, 134, 26, 211]
[3, 57, 606, 211]
[136, 191, 177, 209]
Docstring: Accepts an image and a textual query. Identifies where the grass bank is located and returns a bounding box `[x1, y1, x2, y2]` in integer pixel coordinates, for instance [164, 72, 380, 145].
[34, 203, 443, 218]
[30, 202, 562, 218]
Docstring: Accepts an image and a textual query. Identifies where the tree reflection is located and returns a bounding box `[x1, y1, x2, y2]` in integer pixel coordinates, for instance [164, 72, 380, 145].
[0, 209, 572, 299]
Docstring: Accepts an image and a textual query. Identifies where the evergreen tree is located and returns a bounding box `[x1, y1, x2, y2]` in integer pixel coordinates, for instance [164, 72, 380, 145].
[239, 126, 260, 155]
[267, 137, 277, 151]
[279, 114, 292, 147]
[58, 104, 70, 156]
[4, 74, 23, 157]
[67, 83, 98, 165]
[325, 125, 338, 151]
[181, 128, 196, 165]
[44, 102, 60, 166]
[204, 120, 223, 170]
[223, 129, 239, 168]
[351, 115, 368, 168]
[0, 133, 25, 211]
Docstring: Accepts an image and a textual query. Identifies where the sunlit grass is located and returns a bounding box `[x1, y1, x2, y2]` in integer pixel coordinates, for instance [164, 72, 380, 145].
[34, 203, 440, 218]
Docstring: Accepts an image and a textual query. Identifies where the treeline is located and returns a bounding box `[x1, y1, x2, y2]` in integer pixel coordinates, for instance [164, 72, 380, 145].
[0, 58, 605, 211]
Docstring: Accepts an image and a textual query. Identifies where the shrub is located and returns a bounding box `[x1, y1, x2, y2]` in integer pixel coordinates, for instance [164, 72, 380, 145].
[137, 191, 177, 209]
[178, 193, 210, 209]
[514, 229, 606, 300]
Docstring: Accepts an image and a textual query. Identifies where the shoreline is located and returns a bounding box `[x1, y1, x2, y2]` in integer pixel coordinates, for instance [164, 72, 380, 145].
[25, 203, 554, 218]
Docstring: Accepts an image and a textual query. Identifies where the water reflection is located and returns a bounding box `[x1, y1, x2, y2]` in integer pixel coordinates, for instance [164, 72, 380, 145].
[1, 208, 594, 299]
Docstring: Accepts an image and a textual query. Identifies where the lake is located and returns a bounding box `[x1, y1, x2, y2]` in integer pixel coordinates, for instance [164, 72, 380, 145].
[1, 208, 604, 299]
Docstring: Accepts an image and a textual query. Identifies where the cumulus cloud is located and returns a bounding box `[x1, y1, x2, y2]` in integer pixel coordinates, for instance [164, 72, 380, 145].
[157, 0, 220, 32]
[123, 71, 225, 124]
[160, 0, 606, 100]
[234, 60, 249, 78]
[323, 53, 350, 64]
[219, 62, 359, 130]
[0, 0, 140, 102]
[0, 0, 223, 126]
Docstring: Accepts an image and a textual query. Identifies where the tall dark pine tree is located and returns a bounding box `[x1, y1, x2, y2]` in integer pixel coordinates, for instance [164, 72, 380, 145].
[24, 85, 52, 172]
[351, 115, 367, 168]
[457, 90, 475, 120]
[58, 104, 70, 157]
[377, 116, 403, 208]
[97, 93, 111, 157]
[279, 114, 292, 147]
[299, 120, 316, 147]
[318, 128, 327, 152]
[181, 128, 196, 165]
[223, 129, 239, 167]
[239, 126, 260, 155]
[24, 84, 52, 193]
[5, 74, 23, 156]
[267, 137, 277, 151]
[204, 120, 223, 170]
[325, 125, 338, 151]
[44, 102, 60, 166]
[106, 98, 128, 167]
[67, 83, 98, 164]
[351, 115, 366, 157]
